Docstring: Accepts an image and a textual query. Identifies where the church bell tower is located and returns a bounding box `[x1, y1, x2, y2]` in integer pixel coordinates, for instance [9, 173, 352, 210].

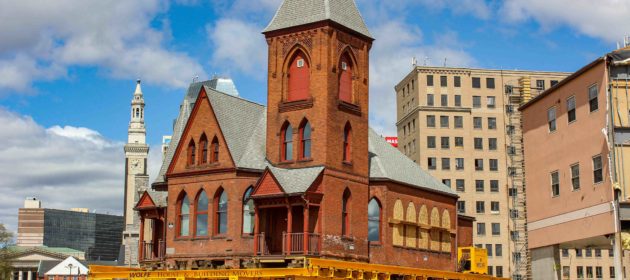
[122, 79, 149, 266]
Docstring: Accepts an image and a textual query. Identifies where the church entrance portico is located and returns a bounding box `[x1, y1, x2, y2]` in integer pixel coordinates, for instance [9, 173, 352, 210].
[254, 197, 320, 257]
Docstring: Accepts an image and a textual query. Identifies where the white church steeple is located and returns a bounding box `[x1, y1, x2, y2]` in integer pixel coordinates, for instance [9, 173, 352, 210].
[128, 79, 146, 144]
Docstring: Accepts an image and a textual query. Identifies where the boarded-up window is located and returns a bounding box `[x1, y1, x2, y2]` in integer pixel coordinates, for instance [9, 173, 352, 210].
[418, 205, 429, 249]
[339, 53, 353, 103]
[441, 210, 451, 252]
[405, 202, 417, 248]
[430, 207, 440, 251]
[287, 51, 310, 101]
[392, 199, 404, 246]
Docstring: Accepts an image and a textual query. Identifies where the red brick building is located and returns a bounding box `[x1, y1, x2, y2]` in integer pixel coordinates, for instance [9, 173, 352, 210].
[141, 0, 466, 271]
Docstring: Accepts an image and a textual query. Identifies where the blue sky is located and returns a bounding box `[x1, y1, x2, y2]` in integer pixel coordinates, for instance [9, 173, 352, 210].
[0, 0, 628, 233]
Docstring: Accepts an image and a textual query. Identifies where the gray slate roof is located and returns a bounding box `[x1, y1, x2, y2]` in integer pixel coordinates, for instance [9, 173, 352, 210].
[266, 163, 324, 194]
[368, 128, 457, 197]
[203, 86, 267, 170]
[154, 85, 455, 197]
[263, 0, 372, 39]
[145, 190, 168, 208]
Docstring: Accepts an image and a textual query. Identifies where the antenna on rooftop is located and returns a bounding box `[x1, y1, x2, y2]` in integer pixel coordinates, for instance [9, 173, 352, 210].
[423, 56, 429, 66]
[411, 56, 417, 67]
[443, 57, 448, 67]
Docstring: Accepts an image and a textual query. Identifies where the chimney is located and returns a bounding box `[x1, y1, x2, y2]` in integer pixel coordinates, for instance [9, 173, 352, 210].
[24, 197, 41, 209]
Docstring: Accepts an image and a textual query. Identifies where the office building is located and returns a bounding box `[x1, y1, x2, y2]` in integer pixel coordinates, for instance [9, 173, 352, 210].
[395, 66, 569, 279]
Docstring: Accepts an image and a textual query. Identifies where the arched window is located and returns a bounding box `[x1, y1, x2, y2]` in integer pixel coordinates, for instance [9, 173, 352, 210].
[339, 52, 354, 103]
[199, 134, 208, 164]
[178, 193, 190, 237]
[343, 123, 352, 162]
[418, 205, 429, 249]
[405, 202, 417, 248]
[187, 140, 196, 166]
[299, 120, 311, 159]
[242, 187, 255, 235]
[430, 207, 441, 251]
[281, 122, 293, 161]
[441, 210, 451, 253]
[215, 188, 228, 235]
[392, 199, 404, 246]
[287, 50, 310, 101]
[342, 188, 351, 236]
[195, 190, 208, 236]
[135, 108, 140, 118]
[211, 137, 219, 163]
[368, 198, 381, 242]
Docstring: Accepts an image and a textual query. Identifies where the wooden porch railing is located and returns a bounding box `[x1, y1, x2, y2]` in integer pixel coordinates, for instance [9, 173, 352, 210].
[141, 240, 165, 261]
[255, 232, 320, 256]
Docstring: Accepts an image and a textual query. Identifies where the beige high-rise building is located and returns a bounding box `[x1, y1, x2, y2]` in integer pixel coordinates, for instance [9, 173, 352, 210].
[395, 66, 569, 279]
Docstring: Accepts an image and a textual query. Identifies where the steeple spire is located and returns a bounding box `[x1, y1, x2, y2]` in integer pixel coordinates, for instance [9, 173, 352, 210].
[128, 79, 146, 144]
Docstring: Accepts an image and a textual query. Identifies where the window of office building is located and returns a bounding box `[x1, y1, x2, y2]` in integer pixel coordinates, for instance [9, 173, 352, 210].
[427, 94, 434, 106]
[454, 95, 461, 106]
[490, 180, 499, 192]
[536, 79, 545, 90]
[456, 179, 465, 192]
[455, 137, 464, 147]
[454, 116, 463, 128]
[427, 75, 434, 87]
[487, 78, 495, 89]
[496, 244, 502, 257]
[567, 96, 576, 123]
[488, 117, 497, 129]
[427, 136, 436, 148]
[473, 96, 481, 108]
[489, 138, 497, 150]
[457, 201, 465, 213]
[474, 138, 483, 150]
[472, 77, 481, 88]
[589, 84, 599, 112]
[475, 159, 483, 171]
[487, 96, 496, 108]
[492, 223, 500, 235]
[571, 163, 580, 190]
[473, 117, 482, 129]
[441, 94, 448, 106]
[548, 107, 556, 132]
[551, 171, 560, 197]
[440, 76, 447, 87]
[476, 180, 484, 192]
[428, 157, 437, 170]
[477, 222, 486, 235]
[476, 201, 485, 214]
[442, 179, 451, 187]
[593, 155, 603, 183]
[427, 115, 435, 127]
[454, 76, 461, 87]
[456, 158, 464, 170]
[441, 137, 450, 149]
[440, 115, 449, 128]
[442, 158, 450, 170]
[489, 159, 498, 171]
[491, 201, 499, 213]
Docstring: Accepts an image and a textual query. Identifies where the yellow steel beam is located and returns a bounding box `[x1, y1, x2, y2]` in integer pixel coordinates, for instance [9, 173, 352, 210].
[89, 259, 508, 280]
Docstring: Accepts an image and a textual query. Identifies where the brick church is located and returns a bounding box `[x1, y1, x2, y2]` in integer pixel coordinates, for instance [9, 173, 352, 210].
[136, 0, 469, 272]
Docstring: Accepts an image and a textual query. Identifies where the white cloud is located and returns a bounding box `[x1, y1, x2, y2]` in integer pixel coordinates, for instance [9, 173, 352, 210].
[500, 0, 630, 43]
[0, 108, 159, 236]
[0, 0, 206, 94]
[368, 21, 475, 135]
[207, 19, 268, 80]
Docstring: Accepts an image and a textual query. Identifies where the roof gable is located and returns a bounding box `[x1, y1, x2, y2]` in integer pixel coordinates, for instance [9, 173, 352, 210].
[252, 169, 286, 197]
[166, 87, 236, 176]
[263, 0, 372, 39]
[45, 256, 88, 275]
[135, 191, 156, 209]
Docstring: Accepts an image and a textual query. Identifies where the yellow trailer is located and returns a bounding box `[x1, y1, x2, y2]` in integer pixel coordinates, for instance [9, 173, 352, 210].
[458, 247, 488, 275]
